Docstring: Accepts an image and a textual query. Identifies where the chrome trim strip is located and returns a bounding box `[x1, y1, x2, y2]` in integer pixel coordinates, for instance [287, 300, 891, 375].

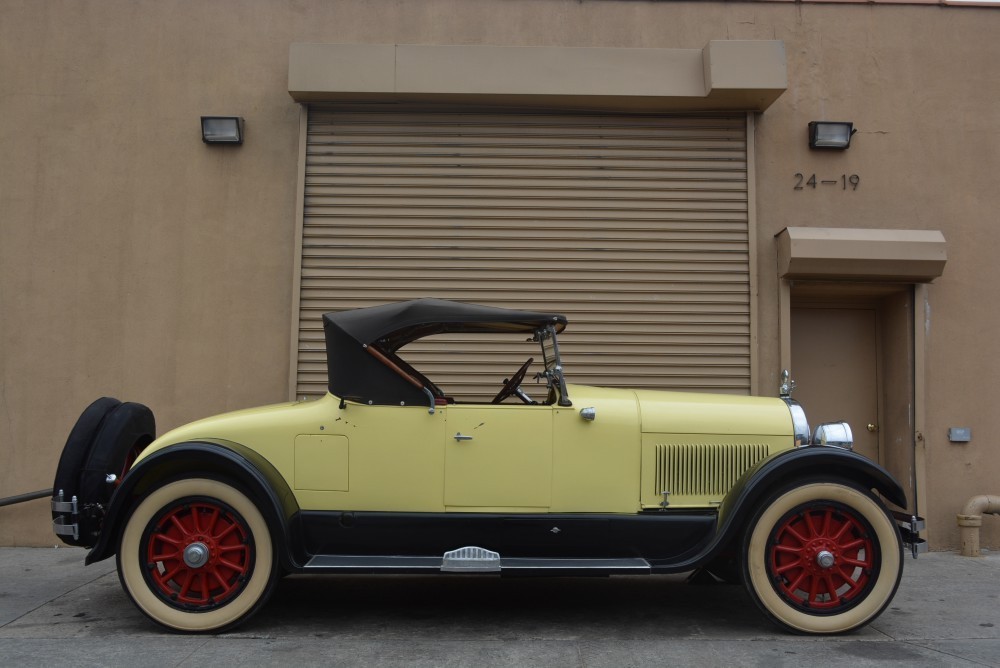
[301, 554, 652, 573]
[304, 555, 442, 570]
[501, 557, 651, 572]
[781, 397, 811, 446]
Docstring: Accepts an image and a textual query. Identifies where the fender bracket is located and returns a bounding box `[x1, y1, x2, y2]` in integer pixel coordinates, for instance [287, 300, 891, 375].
[892, 510, 928, 558]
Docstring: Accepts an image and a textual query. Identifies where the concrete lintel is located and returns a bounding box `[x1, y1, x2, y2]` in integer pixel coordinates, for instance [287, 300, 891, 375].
[776, 227, 948, 283]
[703, 40, 787, 111]
[288, 42, 787, 111]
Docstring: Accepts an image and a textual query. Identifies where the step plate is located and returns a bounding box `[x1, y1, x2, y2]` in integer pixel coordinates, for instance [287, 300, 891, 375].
[442, 546, 500, 573]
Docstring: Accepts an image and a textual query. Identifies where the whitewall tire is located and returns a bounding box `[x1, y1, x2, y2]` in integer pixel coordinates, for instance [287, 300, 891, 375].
[117, 478, 277, 632]
[742, 480, 903, 634]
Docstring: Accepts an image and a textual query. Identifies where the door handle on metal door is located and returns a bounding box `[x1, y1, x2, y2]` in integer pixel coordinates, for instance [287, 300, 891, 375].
[454, 433, 473, 442]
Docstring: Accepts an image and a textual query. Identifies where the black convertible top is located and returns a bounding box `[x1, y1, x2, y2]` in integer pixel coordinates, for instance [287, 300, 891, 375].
[322, 299, 567, 405]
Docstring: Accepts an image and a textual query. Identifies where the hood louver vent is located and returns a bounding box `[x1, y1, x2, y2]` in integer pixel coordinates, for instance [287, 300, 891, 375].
[654, 442, 770, 503]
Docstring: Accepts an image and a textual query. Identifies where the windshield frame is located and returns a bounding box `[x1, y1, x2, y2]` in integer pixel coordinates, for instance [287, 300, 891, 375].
[536, 324, 572, 407]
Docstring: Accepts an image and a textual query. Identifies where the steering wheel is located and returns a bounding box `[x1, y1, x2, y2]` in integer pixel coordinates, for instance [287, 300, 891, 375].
[491, 357, 534, 404]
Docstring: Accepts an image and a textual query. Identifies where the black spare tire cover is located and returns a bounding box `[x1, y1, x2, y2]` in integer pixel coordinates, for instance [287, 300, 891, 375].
[79, 402, 155, 507]
[53, 397, 122, 503]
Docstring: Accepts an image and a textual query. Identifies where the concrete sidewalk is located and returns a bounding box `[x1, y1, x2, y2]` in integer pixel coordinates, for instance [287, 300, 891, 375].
[0, 547, 998, 667]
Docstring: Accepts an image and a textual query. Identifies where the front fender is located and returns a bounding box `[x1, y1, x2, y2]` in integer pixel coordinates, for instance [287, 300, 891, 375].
[715, 446, 906, 547]
[85, 439, 302, 570]
[655, 446, 907, 573]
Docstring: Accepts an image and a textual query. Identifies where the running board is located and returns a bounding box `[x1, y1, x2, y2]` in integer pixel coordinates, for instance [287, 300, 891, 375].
[303, 551, 651, 575]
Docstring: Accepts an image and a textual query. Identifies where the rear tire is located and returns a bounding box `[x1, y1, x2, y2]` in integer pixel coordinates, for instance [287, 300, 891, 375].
[742, 480, 903, 634]
[117, 477, 277, 633]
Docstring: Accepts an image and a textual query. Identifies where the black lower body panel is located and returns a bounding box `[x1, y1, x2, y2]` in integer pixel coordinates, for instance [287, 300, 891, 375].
[292, 510, 717, 573]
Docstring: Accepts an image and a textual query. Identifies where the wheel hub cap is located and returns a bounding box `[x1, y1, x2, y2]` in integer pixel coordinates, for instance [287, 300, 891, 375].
[816, 549, 835, 569]
[183, 542, 210, 568]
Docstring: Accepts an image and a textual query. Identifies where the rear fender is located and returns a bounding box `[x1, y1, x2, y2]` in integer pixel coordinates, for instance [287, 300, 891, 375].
[85, 440, 303, 570]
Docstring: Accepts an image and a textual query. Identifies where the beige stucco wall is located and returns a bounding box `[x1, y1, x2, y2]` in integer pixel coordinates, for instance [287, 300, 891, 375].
[2, 0, 998, 550]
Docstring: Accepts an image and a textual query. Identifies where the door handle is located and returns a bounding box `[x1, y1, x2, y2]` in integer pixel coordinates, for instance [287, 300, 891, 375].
[867, 423, 879, 433]
[454, 433, 473, 442]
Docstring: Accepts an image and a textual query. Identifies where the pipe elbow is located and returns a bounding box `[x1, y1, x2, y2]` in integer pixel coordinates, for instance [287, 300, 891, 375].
[957, 494, 1000, 557]
[961, 494, 1000, 518]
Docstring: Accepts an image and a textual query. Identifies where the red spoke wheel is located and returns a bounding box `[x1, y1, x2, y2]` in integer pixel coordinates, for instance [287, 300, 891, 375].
[116, 442, 145, 488]
[143, 499, 254, 609]
[118, 478, 277, 632]
[743, 480, 903, 634]
[768, 502, 876, 612]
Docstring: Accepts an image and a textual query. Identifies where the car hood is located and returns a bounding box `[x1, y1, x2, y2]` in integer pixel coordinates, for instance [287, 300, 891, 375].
[631, 387, 793, 436]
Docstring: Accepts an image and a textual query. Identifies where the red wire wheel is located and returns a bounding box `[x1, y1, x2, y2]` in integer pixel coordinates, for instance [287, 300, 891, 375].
[767, 502, 878, 613]
[743, 480, 903, 634]
[141, 497, 255, 611]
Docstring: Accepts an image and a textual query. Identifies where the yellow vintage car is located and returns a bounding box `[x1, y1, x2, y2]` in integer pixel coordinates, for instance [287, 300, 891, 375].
[51, 299, 923, 634]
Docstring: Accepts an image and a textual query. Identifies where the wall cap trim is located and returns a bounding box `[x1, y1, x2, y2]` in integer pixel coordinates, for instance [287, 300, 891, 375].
[288, 42, 787, 111]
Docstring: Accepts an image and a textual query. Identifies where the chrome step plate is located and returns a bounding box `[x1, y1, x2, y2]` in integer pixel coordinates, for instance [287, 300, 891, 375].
[442, 546, 501, 572]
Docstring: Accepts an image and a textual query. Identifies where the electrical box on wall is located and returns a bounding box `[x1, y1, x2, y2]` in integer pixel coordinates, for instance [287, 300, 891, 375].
[948, 427, 971, 443]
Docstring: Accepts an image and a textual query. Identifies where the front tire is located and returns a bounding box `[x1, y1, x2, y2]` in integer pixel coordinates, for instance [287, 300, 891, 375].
[117, 478, 277, 633]
[742, 480, 903, 634]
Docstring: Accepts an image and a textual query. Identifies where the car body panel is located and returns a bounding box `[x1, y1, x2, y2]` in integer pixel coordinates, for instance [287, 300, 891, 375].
[299, 401, 445, 512]
[444, 403, 552, 509]
[297, 510, 717, 563]
[633, 388, 794, 509]
[634, 389, 793, 435]
[135, 399, 309, 485]
[640, 434, 788, 509]
[551, 385, 640, 513]
[136, 382, 799, 515]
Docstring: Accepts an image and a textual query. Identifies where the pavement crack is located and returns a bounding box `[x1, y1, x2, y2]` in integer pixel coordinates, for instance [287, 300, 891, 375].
[905, 639, 994, 667]
[171, 638, 212, 667]
[0, 567, 116, 631]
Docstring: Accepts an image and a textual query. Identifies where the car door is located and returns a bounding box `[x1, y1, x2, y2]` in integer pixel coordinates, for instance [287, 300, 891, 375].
[443, 404, 553, 510]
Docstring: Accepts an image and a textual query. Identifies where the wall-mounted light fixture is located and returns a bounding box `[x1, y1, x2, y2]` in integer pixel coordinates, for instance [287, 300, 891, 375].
[808, 121, 856, 150]
[201, 116, 245, 145]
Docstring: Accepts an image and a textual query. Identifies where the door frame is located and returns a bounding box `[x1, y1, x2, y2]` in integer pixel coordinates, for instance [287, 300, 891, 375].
[778, 279, 928, 518]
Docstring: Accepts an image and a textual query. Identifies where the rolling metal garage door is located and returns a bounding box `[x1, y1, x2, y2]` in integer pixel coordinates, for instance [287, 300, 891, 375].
[293, 105, 751, 401]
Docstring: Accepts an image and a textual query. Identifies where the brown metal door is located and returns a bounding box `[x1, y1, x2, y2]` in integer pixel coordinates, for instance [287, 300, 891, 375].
[791, 307, 880, 461]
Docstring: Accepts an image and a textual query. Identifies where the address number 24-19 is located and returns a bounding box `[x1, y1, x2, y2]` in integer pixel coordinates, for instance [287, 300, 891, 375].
[794, 174, 860, 191]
